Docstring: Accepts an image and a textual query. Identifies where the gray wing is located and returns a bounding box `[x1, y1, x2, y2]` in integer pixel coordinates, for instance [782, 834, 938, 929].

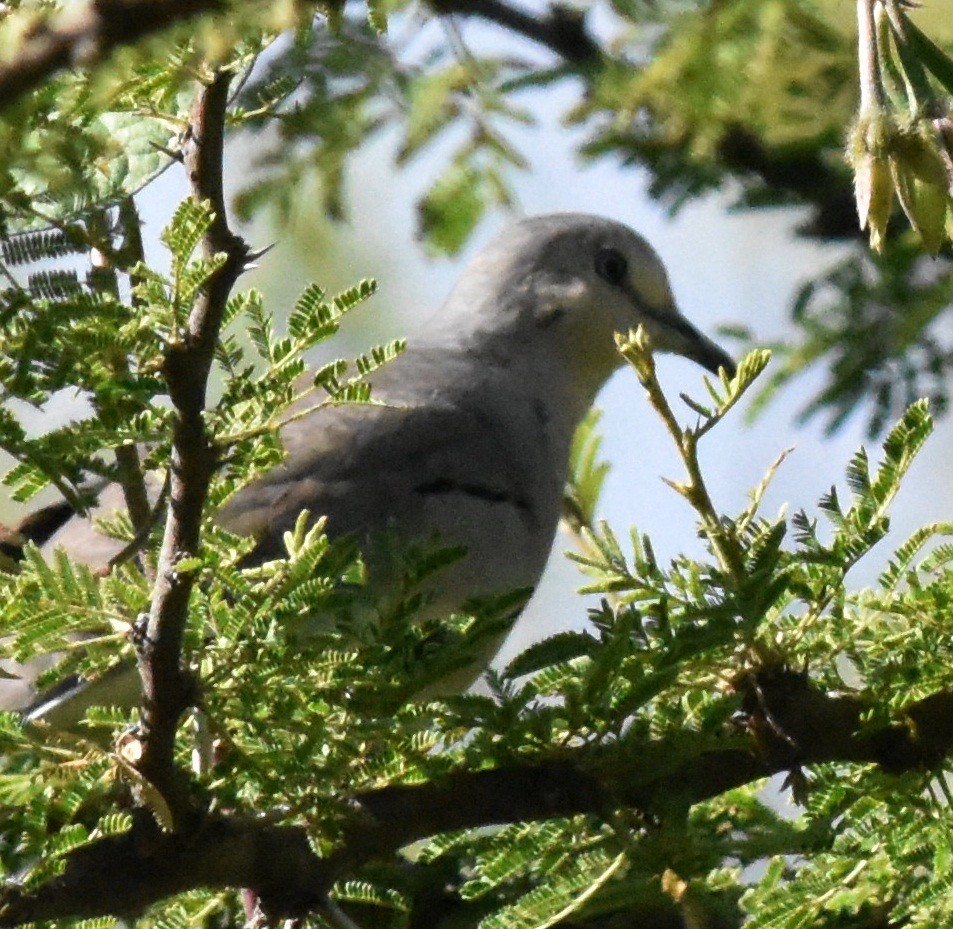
[219, 343, 567, 605]
[221, 384, 554, 598]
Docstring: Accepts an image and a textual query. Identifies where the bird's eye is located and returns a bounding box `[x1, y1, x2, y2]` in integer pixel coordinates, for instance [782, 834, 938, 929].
[594, 248, 628, 287]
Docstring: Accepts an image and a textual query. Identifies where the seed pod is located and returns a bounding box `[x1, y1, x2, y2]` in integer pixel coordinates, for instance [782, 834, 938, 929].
[894, 128, 950, 188]
[891, 156, 949, 253]
[850, 114, 899, 249]
[855, 150, 894, 250]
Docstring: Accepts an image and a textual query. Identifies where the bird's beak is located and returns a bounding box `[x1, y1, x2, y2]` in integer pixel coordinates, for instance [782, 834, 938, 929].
[658, 311, 736, 379]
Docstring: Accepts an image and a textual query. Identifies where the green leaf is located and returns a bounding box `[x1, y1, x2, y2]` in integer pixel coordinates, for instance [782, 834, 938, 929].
[365, 0, 388, 33]
[354, 338, 405, 377]
[419, 163, 501, 256]
[160, 199, 215, 270]
[879, 522, 953, 591]
[504, 631, 598, 680]
[331, 880, 408, 912]
[565, 409, 611, 531]
[901, 12, 953, 96]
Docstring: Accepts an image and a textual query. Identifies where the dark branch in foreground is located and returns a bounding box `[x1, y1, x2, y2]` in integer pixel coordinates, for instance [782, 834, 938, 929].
[0, 0, 226, 111]
[134, 69, 249, 825]
[3, 669, 953, 926]
[0, 0, 598, 113]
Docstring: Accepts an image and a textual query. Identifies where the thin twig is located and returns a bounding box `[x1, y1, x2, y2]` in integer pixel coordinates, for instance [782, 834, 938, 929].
[857, 0, 884, 114]
[111, 197, 156, 566]
[85, 204, 155, 544]
[114, 445, 152, 535]
[103, 471, 171, 573]
[617, 328, 747, 586]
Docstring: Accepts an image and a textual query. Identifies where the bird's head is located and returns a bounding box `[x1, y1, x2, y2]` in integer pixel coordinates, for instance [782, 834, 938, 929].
[437, 213, 735, 409]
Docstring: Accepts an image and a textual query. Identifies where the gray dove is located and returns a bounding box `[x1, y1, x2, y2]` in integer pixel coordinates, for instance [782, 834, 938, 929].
[1, 212, 734, 727]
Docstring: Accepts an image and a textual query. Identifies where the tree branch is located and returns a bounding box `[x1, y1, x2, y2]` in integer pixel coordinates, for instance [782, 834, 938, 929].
[4, 669, 953, 926]
[716, 125, 863, 240]
[134, 69, 248, 825]
[427, 0, 601, 67]
[0, 0, 600, 113]
[0, 0, 227, 111]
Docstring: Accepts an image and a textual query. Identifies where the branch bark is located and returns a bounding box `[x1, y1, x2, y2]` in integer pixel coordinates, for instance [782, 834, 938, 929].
[134, 68, 248, 825]
[716, 125, 862, 239]
[4, 669, 953, 927]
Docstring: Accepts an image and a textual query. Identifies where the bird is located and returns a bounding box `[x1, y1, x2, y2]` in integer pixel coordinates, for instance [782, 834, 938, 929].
[0, 212, 735, 729]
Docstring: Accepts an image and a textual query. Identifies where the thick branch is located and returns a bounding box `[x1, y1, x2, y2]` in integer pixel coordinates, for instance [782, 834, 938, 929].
[0, 0, 599, 112]
[5, 671, 953, 926]
[0, 814, 328, 925]
[427, 0, 601, 67]
[136, 69, 248, 823]
[0, 0, 226, 111]
[716, 125, 862, 239]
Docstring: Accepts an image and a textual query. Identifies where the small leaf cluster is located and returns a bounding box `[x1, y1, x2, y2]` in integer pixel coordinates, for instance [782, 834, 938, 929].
[741, 770, 953, 929]
[0, 203, 173, 507]
[574, 0, 855, 210]
[233, 18, 529, 254]
[0, 0, 335, 237]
